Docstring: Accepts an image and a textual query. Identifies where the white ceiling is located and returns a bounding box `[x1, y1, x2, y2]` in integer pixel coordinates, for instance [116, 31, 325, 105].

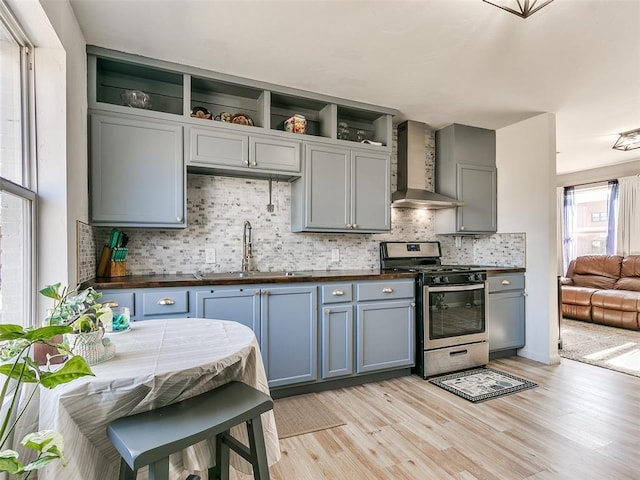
[67, 0, 640, 175]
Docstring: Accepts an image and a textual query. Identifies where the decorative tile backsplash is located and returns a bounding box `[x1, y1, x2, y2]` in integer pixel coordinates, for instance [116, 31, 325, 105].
[80, 125, 526, 280]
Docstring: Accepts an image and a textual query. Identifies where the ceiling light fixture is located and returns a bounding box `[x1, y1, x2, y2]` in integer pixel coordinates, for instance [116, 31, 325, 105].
[483, 0, 555, 18]
[612, 128, 640, 151]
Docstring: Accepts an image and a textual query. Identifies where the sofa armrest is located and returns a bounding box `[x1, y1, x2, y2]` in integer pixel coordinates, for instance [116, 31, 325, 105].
[560, 277, 574, 286]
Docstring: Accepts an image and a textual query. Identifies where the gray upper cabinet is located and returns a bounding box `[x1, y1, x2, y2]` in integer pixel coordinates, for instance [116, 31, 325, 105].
[435, 123, 497, 234]
[87, 46, 395, 226]
[186, 127, 301, 180]
[90, 112, 185, 227]
[291, 142, 391, 233]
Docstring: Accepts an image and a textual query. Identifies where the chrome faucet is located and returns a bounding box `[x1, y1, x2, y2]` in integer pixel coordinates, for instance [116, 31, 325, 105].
[241, 220, 252, 272]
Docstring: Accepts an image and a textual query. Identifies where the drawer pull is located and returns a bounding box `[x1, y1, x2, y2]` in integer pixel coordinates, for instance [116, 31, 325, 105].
[332, 289, 345, 296]
[157, 298, 175, 306]
[450, 349, 468, 357]
[501, 280, 511, 285]
[103, 301, 119, 308]
[382, 287, 394, 294]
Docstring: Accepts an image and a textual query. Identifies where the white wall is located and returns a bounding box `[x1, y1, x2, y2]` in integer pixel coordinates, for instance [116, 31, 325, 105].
[39, 0, 88, 286]
[497, 113, 560, 365]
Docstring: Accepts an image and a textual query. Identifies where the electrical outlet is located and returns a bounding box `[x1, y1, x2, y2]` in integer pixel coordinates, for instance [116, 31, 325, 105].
[205, 248, 216, 264]
[331, 248, 340, 262]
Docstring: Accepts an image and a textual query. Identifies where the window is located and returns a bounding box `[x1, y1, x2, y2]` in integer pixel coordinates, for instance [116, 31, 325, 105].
[562, 181, 618, 272]
[0, 2, 35, 327]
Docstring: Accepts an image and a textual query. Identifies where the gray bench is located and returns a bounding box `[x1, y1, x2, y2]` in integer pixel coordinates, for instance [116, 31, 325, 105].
[107, 381, 274, 480]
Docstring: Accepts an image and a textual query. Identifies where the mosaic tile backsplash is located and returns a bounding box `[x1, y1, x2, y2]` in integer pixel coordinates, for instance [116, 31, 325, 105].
[80, 126, 525, 279]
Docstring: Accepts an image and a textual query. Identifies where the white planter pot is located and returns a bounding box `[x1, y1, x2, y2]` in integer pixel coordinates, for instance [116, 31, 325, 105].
[64, 329, 115, 365]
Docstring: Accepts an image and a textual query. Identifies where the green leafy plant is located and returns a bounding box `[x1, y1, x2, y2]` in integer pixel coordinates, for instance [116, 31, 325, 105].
[0, 283, 100, 477]
[39, 283, 111, 333]
[0, 324, 94, 477]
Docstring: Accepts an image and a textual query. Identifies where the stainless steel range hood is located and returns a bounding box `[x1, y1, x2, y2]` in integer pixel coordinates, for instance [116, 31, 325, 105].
[392, 120, 461, 209]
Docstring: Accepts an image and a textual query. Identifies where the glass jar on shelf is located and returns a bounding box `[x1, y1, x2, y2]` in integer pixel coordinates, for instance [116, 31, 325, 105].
[337, 121, 350, 141]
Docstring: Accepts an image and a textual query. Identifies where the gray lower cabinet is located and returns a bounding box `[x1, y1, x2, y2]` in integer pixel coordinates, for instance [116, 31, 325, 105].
[260, 285, 318, 388]
[187, 126, 301, 180]
[320, 280, 415, 379]
[291, 142, 391, 233]
[90, 112, 185, 228]
[194, 284, 317, 388]
[355, 280, 415, 373]
[100, 278, 413, 388]
[487, 273, 526, 353]
[320, 283, 354, 379]
[194, 286, 261, 339]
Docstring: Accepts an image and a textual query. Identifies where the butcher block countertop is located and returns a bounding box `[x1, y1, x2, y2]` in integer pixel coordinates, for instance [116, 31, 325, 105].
[82, 269, 418, 290]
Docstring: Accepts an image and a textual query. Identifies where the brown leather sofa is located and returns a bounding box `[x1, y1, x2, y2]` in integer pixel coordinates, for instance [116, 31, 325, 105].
[561, 255, 640, 330]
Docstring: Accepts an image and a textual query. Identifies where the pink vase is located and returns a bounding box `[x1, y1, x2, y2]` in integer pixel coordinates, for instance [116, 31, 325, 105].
[33, 335, 67, 365]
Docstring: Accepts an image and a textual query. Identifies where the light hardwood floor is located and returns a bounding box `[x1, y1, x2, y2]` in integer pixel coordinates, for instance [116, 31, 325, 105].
[230, 356, 640, 480]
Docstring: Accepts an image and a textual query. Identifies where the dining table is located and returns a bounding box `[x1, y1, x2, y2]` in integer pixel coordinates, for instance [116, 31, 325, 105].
[21, 318, 281, 480]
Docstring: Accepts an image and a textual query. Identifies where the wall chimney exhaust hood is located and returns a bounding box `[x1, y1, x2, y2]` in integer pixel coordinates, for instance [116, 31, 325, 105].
[391, 120, 462, 209]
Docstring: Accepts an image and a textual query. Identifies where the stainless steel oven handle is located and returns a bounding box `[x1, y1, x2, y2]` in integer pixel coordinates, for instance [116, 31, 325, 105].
[426, 283, 485, 293]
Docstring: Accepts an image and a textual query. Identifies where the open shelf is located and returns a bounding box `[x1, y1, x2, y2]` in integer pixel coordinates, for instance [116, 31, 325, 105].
[96, 57, 184, 115]
[190, 76, 265, 128]
[270, 93, 331, 138]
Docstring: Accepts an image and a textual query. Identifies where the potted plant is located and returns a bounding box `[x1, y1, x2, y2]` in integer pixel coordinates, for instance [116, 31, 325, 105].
[37, 284, 114, 366]
[0, 320, 94, 476]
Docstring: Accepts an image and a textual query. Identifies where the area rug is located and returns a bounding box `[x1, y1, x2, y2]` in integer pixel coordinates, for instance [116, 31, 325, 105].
[429, 367, 538, 403]
[273, 394, 345, 439]
[560, 318, 640, 378]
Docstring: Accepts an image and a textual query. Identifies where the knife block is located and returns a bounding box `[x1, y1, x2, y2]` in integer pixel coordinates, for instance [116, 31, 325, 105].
[97, 246, 127, 277]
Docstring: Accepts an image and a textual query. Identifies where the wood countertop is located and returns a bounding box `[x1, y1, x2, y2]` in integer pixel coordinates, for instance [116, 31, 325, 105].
[82, 269, 418, 290]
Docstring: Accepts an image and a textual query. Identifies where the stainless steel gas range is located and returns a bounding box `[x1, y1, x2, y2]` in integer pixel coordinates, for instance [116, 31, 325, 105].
[380, 241, 489, 378]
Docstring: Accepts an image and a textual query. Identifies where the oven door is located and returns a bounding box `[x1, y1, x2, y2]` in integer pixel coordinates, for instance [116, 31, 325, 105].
[424, 282, 488, 350]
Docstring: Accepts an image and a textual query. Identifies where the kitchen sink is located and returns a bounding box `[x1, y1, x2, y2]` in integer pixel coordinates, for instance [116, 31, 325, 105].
[193, 271, 312, 280]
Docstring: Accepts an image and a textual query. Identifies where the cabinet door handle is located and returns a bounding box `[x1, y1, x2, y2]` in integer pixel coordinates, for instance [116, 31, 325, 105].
[103, 301, 119, 308]
[251, 161, 257, 167]
[352, 224, 358, 229]
[325, 308, 331, 314]
[346, 224, 352, 229]
[244, 160, 250, 166]
[460, 225, 466, 231]
[157, 298, 175, 306]
[411, 302, 416, 307]
[382, 287, 394, 293]
[255, 291, 261, 296]
[332, 289, 345, 296]
[263, 290, 269, 296]
[501, 280, 511, 285]
[176, 216, 183, 222]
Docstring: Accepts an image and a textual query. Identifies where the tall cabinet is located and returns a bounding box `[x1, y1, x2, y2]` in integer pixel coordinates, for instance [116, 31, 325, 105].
[435, 124, 497, 234]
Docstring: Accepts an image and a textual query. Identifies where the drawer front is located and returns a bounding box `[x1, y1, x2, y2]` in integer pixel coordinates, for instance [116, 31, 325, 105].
[141, 290, 189, 317]
[321, 283, 353, 304]
[356, 280, 415, 302]
[488, 273, 525, 293]
[99, 291, 135, 316]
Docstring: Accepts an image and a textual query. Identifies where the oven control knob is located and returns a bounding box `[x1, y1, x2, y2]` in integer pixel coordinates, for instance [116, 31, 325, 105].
[442, 276, 449, 283]
[433, 276, 441, 284]
[467, 274, 475, 282]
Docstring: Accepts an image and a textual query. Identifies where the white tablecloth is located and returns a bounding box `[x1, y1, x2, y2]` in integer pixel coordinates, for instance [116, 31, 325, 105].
[31, 318, 280, 480]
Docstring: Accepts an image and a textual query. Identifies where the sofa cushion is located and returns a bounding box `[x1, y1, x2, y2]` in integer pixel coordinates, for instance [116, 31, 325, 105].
[561, 286, 597, 306]
[591, 307, 639, 330]
[572, 255, 623, 289]
[614, 255, 640, 291]
[591, 289, 640, 312]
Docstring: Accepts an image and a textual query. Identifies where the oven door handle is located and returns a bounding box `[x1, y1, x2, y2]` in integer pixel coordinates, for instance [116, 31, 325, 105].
[426, 283, 485, 293]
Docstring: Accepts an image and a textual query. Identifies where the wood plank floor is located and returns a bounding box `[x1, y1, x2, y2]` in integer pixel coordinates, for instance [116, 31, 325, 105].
[228, 357, 640, 480]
